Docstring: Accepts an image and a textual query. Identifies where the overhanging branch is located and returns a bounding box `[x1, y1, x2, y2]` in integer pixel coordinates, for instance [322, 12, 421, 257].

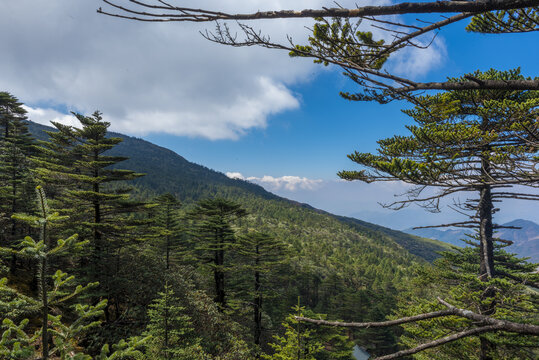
[296, 297, 539, 359]
[98, 1, 539, 22]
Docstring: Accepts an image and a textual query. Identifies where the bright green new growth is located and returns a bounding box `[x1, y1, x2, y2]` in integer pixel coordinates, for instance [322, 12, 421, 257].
[1, 186, 147, 359]
[143, 283, 207, 359]
[467, 7, 539, 33]
[262, 304, 324, 360]
[0, 318, 37, 359]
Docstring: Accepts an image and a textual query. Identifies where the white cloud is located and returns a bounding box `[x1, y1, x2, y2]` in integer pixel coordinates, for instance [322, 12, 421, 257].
[226, 172, 322, 191]
[226, 172, 245, 180]
[0, 0, 444, 140]
[22, 106, 79, 128]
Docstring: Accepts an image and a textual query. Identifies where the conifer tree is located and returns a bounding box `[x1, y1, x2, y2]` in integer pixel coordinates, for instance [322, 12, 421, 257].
[334, 68, 539, 358]
[143, 282, 207, 359]
[4, 186, 105, 359]
[188, 198, 247, 309]
[1, 186, 149, 359]
[151, 193, 183, 271]
[33, 111, 147, 321]
[237, 231, 288, 348]
[262, 304, 324, 360]
[394, 245, 538, 359]
[0, 92, 35, 250]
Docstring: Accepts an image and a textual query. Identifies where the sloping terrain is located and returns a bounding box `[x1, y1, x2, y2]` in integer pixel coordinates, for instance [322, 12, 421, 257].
[27, 120, 449, 264]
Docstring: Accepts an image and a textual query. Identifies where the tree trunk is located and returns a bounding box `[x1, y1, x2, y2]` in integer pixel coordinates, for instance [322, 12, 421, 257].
[254, 244, 262, 348]
[478, 183, 494, 279]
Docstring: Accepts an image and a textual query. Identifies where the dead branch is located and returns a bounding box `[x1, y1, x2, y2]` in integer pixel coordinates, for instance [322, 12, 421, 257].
[374, 325, 502, 360]
[296, 297, 539, 359]
[295, 309, 455, 328]
[98, 1, 539, 22]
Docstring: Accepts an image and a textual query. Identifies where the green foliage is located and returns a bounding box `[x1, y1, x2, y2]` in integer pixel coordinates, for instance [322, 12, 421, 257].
[149, 193, 184, 270]
[290, 18, 387, 70]
[467, 7, 539, 33]
[339, 68, 538, 188]
[0, 92, 35, 249]
[188, 198, 247, 307]
[394, 246, 539, 359]
[33, 111, 151, 328]
[96, 337, 148, 360]
[0, 318, 37, 359]
[143, 283, 206, 359]
[263, 304, 324, 360]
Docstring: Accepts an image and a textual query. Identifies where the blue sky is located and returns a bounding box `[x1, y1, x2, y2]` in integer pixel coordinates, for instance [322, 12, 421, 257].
[1, 1, 538, 228]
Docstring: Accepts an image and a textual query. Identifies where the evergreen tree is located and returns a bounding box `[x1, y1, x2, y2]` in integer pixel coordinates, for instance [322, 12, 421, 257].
[262, 304, 324, 360]
[3, 186, 105, 359]
[188, 198, 247, 309]
[394, 245, 538, 359]
[33, 111, 148, 322]
[151, 193, 183, 271]
[338, 68, 539, 358]
[1, 186, 149, 359]
[237, 231, 288, 348]
[143, 282, 207, 359]
[0, 92, 35, 250]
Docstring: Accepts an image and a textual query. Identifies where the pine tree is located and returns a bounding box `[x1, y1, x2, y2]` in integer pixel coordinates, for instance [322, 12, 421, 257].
[262, 303, 324, 360]
[394, 245, 538, 359]
[151, 193, 183, 271]
[237, 231, 288, 348]
[188, 198, 247, 309]
[33, 111, 148, 322]
[5, 186, 105, 359]
[338, 68, 539, 358]
[1, 186, 150, 359]
[0, 92, 35, 250]
[143, 282, 207, 359]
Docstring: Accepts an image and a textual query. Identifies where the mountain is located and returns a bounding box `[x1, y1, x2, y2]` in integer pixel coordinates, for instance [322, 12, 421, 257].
[27, 120, 450, 263]
[404, 219, 539, 263]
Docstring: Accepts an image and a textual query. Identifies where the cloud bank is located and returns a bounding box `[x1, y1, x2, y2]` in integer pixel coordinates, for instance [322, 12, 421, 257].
[226, 172, 322, 191]
[2, 0, 445, 140]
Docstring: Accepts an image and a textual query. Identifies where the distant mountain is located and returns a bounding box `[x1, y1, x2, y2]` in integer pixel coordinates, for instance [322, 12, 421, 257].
[26, 120, 450, 263]
[404, 219, 539, 263]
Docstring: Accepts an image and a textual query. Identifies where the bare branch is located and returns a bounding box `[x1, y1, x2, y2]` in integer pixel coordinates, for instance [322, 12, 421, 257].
[295, 309, 455, 328]
[374, 325, 502, 360]
[99, 1, 539, 22]
[297, 298, 539, 359]
[437, 297, 539, 335]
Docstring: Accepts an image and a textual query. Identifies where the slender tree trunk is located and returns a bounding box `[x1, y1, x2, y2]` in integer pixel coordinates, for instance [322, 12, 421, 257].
[478, 183, 494, 279]
[164, 286, 169, 360]
[254, 244, 262, 348]
[478, 127, 495, 359]
[40, 201, 50, 360]
[215, 248, 225, 308]
[166, 204, 170, 270]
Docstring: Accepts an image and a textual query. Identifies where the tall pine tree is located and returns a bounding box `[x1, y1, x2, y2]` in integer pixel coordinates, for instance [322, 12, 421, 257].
[188, 198, 247, 309]
[33, 111, 147, 322]
[0, 92, 35, 251]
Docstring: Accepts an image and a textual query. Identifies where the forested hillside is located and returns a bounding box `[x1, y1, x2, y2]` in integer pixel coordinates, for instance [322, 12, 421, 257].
[27, 119, 450, 263]
[10, 117, 451, 358]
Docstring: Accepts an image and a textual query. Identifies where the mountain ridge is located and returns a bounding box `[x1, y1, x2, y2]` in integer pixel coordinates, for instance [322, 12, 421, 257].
[26, 120, 451, 262]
